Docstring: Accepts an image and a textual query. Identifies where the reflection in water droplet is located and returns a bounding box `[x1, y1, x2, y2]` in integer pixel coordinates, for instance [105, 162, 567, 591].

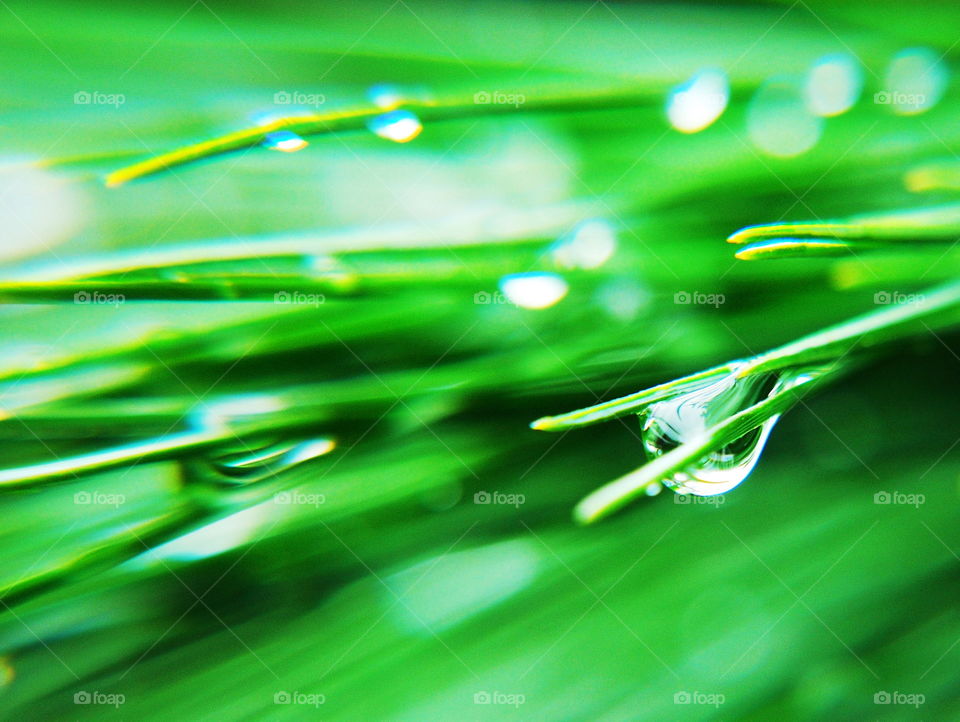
[666, 68, 729, 133]
[499, 272, 569, 309]
[748, 77, 823, 157]
[639, 367, 816, 495]
[368, 110, 423, 143]
[804, 53, 863, 117]
[262, 130, 309, 153]
[550, 218, 617, 269]
[884, 47, 948, 116]
[181, 437, 335, 490]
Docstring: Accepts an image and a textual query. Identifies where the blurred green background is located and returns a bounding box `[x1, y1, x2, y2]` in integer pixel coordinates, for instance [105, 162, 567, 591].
[0, 0, 958, 719]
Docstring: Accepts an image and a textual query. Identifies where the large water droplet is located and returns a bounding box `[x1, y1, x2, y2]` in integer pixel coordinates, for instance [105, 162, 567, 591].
[182, 437, 335, 490]
[368, 109, 423, 143]
[262, 130, 309, 152]
[639, 367, 814, 496]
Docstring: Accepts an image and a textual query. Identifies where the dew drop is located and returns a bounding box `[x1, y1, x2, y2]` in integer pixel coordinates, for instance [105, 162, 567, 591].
[883, 47, 948, 116]
[748, 77, 823, 157]
[666, 68, 729, 133]
[639, 367, 817, 496]
[804, 53, 863, 117]
[550, 218, 617, 270]
[499, 272, 568, 309]
[368, 109, 423, 143]
[262, 130, 309, 153]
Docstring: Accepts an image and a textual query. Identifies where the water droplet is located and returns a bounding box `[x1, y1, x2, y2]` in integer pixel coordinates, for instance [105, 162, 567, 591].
[639, 368, 815, 495]
[804, 53, 863, 117]
[368, 110, 423, 143]
[182, 437, 335, 489]
[262, 130, 308, 153]
[748, 77, 823, 157]
[666, 68, 729, 133]
[499, 272, 568, 309]
[883, 47, 948, 115]
[550, 218, 617, 269]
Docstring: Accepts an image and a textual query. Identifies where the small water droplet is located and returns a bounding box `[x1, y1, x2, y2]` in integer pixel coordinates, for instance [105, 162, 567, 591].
[666, 67, 729, 133]
[639, 367, 816, 496]
[550, 218, 617, 270]
[368, 110, 423, 143]
[499, 272, 568, 309]
[262, 130, 309, 153]
[804, 53, 863, 117]
[883, 47, 948, 115]
[748, 77, 823, 157]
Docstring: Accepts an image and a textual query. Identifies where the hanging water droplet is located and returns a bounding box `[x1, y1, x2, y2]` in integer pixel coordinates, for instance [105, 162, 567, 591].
[639, 367, 816, 496]
[181, 437, 335, 490]
[368, 109, 423, 143]
[262, 130, 309, 153]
